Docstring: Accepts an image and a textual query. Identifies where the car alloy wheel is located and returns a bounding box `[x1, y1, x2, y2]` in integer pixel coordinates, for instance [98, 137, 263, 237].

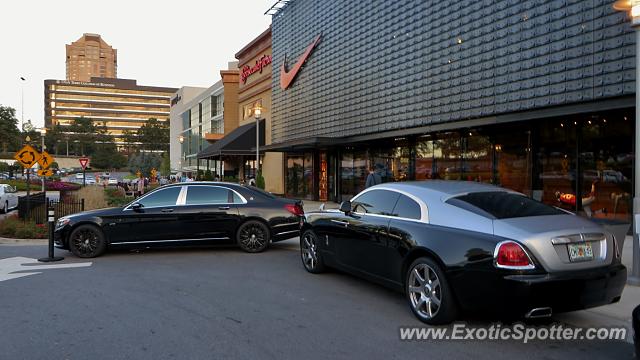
[69, 225, 106, 258]
[408, 263, 442, 320]
[237, 221, 269, 253]
[406, 257, 457, 325]
[300, 230, 325, 273]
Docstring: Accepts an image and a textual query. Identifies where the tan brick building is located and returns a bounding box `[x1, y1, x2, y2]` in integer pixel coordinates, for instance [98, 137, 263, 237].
[66, 33, 117, 82]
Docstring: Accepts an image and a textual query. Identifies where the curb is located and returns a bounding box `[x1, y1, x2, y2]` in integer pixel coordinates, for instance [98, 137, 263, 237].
[0, 237, 48, 245]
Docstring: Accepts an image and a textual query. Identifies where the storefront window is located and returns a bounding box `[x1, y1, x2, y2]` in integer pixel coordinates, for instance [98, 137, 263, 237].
[580, 114, 633, 221]
[434, 133, 461, 180]
[415, 137, 435, 180]
[340, 151, 355, 200]
[462, 131, 493, 183]
[537, 118, 577, 210]
[493, 127, 532, 195]
[286, 153, 313, 200]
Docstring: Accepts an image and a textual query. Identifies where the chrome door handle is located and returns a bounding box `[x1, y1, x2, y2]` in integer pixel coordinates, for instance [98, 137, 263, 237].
[218, 206, 230, 210]
[331, 220, 349, 227]
[161, 208, 174, 213]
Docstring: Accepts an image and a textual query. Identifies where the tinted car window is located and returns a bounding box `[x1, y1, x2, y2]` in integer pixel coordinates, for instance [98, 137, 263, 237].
[352, 190, 400, 216]
[186, 186, 231, 205]
[447, 191, 564, 219]
[392, 194, 421, 220]
[138, 187, 182, 208]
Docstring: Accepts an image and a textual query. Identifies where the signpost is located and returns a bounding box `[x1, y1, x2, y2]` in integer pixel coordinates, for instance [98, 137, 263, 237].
[14, 144, 61, 262]
[79, 157, 89, 186]
[14, 144, 43, 221]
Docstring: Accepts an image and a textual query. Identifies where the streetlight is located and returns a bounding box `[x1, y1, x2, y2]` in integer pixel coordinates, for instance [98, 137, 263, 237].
[39, 128, 47, 192]
[178, 135, 185, 178]
[254, 104, 262, 177]
[613, 0, 640, 285]
[19, 77, 26, 131]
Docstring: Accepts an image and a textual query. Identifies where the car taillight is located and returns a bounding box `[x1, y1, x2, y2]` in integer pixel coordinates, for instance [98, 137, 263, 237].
[494, 241, 534, 269]
[285, 203, 304, 216]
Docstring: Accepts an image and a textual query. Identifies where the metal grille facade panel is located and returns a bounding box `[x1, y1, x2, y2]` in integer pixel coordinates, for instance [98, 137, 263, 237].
[271, 0, 634, 144]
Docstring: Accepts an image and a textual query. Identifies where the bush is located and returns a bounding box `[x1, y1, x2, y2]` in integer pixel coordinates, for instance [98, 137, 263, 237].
[256, 171, 265, 190]
[0, 215, 48, 239]
[105, 187, 129, 207]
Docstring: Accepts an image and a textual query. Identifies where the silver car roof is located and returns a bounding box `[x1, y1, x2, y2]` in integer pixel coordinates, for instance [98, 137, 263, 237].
[367, 180, 515, 200]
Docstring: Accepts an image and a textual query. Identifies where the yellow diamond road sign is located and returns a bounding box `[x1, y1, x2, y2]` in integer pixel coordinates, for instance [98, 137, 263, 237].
[38, 151, 54, 170]
[37, 169, 54, 177]
[14, 145, 42, 169]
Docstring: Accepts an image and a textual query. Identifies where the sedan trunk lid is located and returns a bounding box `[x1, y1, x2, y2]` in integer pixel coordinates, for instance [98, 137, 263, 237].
[493, 214, 614, 272]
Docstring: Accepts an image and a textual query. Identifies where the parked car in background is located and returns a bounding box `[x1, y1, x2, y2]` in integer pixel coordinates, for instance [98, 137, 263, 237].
[54, 182, 304, 258]
[0, 184, 18, 213]
[300, 181, 626, 325]
[107, 178, 118, 185]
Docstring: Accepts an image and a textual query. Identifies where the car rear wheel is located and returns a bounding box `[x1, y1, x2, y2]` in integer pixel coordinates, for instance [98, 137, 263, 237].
[406, 257, 457, 325]
[300, 230, 325, 273]
[237, 220, 270, 253]
[2, 201, 7, 214]
[68, 224, 107, 258]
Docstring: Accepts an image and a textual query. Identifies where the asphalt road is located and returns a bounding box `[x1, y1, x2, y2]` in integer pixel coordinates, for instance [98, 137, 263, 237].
[0, 240, 634, 360]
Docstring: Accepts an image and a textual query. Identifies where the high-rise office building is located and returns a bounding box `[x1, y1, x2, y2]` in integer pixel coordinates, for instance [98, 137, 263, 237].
[45, 77, 177, 149]
[66, 33, 117, 82]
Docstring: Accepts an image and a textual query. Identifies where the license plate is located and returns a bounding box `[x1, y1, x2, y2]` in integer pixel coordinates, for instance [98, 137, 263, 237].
[568, 242, 593, 262]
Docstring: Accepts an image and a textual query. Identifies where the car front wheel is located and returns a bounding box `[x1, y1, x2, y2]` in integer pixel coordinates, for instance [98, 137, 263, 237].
[237, 220, 270, 253]
[300, 230, 325, 273]
[406, 257, 457, 325]
[68, 224, 107, 258]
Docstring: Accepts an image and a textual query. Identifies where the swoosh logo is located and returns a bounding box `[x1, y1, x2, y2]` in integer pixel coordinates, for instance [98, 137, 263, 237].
[280, 34, 322, 90]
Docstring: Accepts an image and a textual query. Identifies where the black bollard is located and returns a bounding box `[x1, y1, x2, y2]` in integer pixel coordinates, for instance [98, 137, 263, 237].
[38, 206, 64, 262]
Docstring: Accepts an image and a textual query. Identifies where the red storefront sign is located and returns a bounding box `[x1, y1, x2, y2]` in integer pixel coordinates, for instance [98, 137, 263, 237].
[241, 54, 272, 84]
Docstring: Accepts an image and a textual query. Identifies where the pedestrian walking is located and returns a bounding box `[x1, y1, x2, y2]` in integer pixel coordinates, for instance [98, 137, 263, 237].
[137, 175, 145, 197]
[365, 164, 382, 188]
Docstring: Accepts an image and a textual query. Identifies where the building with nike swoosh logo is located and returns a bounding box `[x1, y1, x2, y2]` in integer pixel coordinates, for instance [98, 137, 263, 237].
[262, 0, 635, 224]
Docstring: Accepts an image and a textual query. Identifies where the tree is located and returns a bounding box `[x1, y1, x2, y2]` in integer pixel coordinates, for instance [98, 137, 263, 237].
[0, 105, 21, 153]
[160, 152, 171, 176]
[92, 143, 127, 170]
[121, 129, 139, 154]
[67, 117, 98, 155]
[128, 152, 162, 177]
[137, 118, 169, 152]
[44, 124, 65, 155]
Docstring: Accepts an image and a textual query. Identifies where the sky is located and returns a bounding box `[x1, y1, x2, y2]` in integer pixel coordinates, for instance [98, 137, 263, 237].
[0, 0, 273, 129]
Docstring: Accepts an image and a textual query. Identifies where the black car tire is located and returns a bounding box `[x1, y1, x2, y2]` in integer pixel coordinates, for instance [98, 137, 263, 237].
[405, 257, 457, 325]
[68, 224, 107, 258]
[237, 220, 270, 253]
[300, 229, 325, 273]
[2, 201, 7, 214]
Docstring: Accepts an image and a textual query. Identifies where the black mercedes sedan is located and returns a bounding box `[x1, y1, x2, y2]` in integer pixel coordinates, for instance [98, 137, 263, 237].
[55, 182, 303, 257]
[300, 181, 626, 325]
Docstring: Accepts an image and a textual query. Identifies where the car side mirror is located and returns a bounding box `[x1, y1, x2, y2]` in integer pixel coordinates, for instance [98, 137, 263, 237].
[339, 201, 351, 214]
[131, 202, 143, 212]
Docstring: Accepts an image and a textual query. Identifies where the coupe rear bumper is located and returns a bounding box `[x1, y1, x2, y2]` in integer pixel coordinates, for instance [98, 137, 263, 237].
[455, 263, 626, 317]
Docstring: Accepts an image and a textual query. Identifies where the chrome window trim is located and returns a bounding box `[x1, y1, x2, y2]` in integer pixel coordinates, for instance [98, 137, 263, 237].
[493, 240, 536, 270]
[184, 184, 248, 205]
[350, 187, 429, 223]
[123, 186, 184, 211]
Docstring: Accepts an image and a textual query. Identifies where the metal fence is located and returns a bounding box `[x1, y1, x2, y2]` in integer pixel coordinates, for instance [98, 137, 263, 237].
[18, 192, 84, 223]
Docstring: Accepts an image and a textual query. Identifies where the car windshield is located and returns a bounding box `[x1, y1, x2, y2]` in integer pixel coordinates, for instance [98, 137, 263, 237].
[446, 191, 564, 219]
